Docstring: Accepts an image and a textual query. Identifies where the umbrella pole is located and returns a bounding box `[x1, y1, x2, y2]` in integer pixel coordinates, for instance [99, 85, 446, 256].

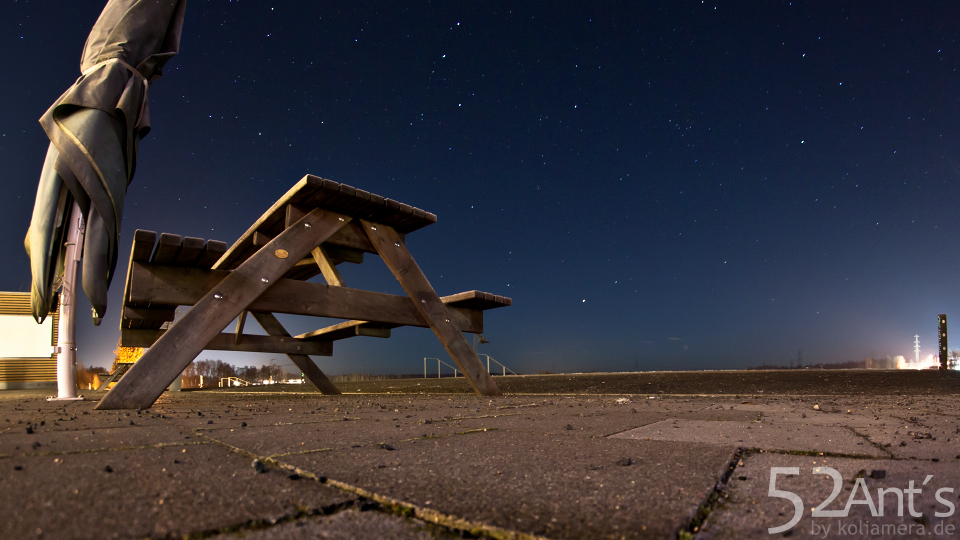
[48, 201, 85, 402]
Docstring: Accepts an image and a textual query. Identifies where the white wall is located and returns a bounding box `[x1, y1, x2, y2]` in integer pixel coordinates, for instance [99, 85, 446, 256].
[0, 315, 53, 358]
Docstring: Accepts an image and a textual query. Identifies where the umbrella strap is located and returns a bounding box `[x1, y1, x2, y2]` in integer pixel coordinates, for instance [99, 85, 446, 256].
[80, 58, 149, 127]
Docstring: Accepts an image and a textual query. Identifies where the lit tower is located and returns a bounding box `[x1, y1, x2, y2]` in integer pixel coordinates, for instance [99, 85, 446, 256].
[939, 314, 948, 370]
[914, 335, 920, 364]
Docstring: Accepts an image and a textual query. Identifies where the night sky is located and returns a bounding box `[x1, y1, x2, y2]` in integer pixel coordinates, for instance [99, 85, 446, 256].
[3, 1, 960, 375]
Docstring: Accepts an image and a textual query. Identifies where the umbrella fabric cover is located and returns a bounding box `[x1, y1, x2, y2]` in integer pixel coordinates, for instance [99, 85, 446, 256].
[24, 0, 186, 324]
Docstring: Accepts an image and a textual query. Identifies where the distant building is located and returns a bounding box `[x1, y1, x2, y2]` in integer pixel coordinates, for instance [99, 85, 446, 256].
[0, 292, 59, 390]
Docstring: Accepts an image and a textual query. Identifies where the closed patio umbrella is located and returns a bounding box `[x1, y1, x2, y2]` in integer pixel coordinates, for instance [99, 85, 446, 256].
[24, 0, 186, 398]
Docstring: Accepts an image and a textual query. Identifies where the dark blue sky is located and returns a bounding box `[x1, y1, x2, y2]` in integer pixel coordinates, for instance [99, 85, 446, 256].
[3, 1, 960, 374]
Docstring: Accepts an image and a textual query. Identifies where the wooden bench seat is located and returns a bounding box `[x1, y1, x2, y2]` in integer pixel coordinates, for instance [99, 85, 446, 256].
[98, 175, 511, 409]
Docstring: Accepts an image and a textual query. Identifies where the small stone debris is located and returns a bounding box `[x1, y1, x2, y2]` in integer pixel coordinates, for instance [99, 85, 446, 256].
[129, 421, 135, 426]
[869, 470, 886, 479]
[253, 460, 267, 474]
[207, 420, 214, 424]
[32, 441, 41, 449]
[288, 473, 301, 480]
[25, 426, 33, 434]
[241, 422, 247, 427]
[564, 424, 574, 431]
[801, 413, 807, 418]
[14, 465, 23, 471]
[173, 460, 180, 464]
[378, 443, 396, 451]
[615, 398, 631, 405]
[899, 441, 907, 447]
[813, 405, 820, 411]
[104, 465, 113, 473]
[616, 457, 633, 466]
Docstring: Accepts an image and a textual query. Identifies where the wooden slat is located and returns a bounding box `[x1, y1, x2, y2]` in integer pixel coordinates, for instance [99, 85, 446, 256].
[127, 262, 484, 333]
[285, 204, 307, 227]
[120, 230, 159, 331]
[441, 290, 513, 310]
[295, 176, 342, 208]
[121, 328, 333, 355]
[234, 311, 248, 345]
[311, 246, 345, 286]
[250, 312, 341, 395]
[131, 230, 158, 263]
[98, 208, 351, 410]
[173, 237, 205, 266]
[350, 192, 391, 223]
[122, 306, 176, 323]
[253, 231, 273, 247]
[151, 233, 182, 264]
[335, 187, 372, 216]
[361, 220, 500, 396]
[297, 320, 392, 341]
[196, 240, 227, 269]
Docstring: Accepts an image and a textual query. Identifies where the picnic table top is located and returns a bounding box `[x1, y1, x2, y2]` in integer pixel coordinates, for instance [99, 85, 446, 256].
[119, 176, 509, 333]
[216, 175, 437, 272]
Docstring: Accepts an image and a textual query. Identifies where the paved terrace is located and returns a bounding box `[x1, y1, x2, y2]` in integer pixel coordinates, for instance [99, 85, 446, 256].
[1, 370, 959, 540]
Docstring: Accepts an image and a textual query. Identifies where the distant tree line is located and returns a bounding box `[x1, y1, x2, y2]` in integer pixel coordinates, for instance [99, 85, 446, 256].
[748, 360, 868, 370]
[182, 359, 290, 387]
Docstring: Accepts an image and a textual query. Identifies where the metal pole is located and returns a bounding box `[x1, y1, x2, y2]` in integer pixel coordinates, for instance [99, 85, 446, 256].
[49, 201, 84, 402]
[424, 357, 426, 378]
[438, 358, 441, 378]
[487, 356, 490, 374]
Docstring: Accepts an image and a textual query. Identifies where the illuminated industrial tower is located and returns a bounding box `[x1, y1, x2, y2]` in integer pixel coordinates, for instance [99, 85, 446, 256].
[914, 335, 920, 364]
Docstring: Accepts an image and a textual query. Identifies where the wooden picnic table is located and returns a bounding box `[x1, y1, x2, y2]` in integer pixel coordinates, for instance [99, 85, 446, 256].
[96, 175, 510, 409]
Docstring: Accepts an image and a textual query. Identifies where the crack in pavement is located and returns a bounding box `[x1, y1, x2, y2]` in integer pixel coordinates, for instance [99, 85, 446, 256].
[150, 412, 545, 540]
[676, 447, 745, 540]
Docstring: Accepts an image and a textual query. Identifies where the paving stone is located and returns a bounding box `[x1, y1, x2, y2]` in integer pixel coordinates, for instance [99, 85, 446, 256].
[0, 442, 354, 540]
[202, 420, 471, 458]
[611, 418, 887, 457]
[283, 428, 736, 540]
[0, 423, 194, 457]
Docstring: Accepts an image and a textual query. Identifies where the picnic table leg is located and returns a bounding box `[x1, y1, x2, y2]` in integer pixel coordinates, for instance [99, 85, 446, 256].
[360, 220, 501, 397]
[250, 312, 341, 395]
[95, 209, 351, 410]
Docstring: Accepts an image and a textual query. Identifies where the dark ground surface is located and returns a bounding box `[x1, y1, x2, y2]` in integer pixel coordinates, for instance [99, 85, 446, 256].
[2, 369, 959, 540]
[328, 369, 960, 396]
